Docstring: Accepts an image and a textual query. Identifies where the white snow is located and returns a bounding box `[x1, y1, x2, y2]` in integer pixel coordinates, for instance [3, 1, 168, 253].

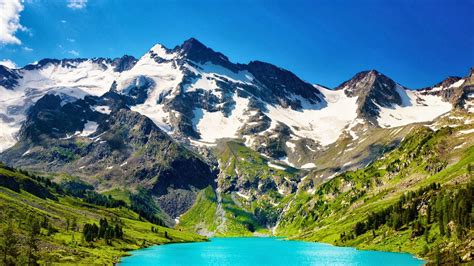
[279, 156, 296, 168]
[0, 120, 21, 152]
[459, 128, 474, 135]
[277, 187, 286, 195]
[264, 86, 359, 146]
[93, 105, 111, 114]
[326, 172, 339, 180]
[286, 141, 296, 151]
[449, 79, 465, 88]
[189, 139, 217, 147]
[78, 121, 98, 137]
[236, 192, 250, 200]
[0, 42, 461, 154]
[300, 163, 316, 169]
[132, 104, 172, 133]
[115, 47, 185, 133]
[306, 145, 317, 152]
[342, 161, 353, 167]
[377, 86, 452, 128]
[453, 143, 465, 150]
[0, 59, 117, 151]
[267, 162, 286, 170]
[22, 149, 31, 157]
[149, 44, 177, 60]
[19, 60, 116, 97]
[192, 94, 249, 142]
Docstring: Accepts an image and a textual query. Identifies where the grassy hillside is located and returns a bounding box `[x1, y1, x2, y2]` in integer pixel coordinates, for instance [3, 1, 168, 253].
[0, 163, 206, 265]
[178, 141, 301, 236]
[277, 112, 474, 264]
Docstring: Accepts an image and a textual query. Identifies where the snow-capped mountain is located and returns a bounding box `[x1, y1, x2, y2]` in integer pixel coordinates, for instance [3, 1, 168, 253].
[0, 38, 471, 164]
[0, 56, 136, 151]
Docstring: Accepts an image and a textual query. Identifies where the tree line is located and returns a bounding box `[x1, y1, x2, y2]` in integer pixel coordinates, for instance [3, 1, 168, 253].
[340, 180, 473, 263]
[83, 218, 123, 244]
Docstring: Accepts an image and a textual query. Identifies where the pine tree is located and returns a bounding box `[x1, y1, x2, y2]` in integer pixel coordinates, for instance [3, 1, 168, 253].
[1, 220, 19, 266]
[26, 219, 41, 266]
[99, 218, 108, 239]
[71, 217, 78, 232]
[115, 224, 123, 239]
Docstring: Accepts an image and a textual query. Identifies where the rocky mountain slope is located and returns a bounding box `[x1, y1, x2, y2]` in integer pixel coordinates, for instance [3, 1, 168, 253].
[0, 91, 217, 224]
[1, 39, 468, 161]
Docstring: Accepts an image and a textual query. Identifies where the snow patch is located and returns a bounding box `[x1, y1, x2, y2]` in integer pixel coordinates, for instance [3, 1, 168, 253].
[78, 121, 98, 137]
[93, 105, 111, 114]
[449, 79, 465, 88]
[459, 128, 474, 135]
[192, 94, 249, 142]
[377, 87, 452, 128]
[267, 162, 286, 170]
[265, 87, 359, 146]
[300, 163, 316, 169]
[236, 192, 250, 200]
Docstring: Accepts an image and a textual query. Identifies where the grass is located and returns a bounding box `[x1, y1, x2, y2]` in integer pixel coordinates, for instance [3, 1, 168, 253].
[0, 165, 206, 265]
[178, 186, 219, 233]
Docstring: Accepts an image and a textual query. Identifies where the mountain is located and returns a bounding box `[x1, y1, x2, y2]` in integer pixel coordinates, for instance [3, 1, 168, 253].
[0, 38, 473, 264]
[0, 92, 217, 224]
[1, 39, 468, 160]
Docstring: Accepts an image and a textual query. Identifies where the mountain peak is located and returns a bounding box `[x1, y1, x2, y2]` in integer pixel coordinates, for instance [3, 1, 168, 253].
[335, 69, 403, 122]
[337, 69, 394, 91]
[174, 37, 238, 71]
[180, 37, 206, 50]
[355, 69, 388, 81]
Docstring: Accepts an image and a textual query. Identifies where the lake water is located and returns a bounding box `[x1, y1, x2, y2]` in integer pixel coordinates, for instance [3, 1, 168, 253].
[120, 237, 425, 265]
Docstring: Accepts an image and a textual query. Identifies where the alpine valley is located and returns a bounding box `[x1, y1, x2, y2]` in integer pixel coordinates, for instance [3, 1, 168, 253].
[0, 38, 472, 265]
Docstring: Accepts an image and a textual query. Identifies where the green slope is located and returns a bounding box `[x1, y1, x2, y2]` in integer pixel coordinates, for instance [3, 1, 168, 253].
[277, 118, 474, 264]
[0, 163, 206, 265]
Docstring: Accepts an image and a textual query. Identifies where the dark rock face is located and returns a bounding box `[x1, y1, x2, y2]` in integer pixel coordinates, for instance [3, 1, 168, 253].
[112, 55, 137, 72]
[425, 76, 462, 90]
[120, 76, 155, 105]
[156, 188, 198, 219]
[0, 65, 21, 90]
[418, 73, 472, 109]
[174, 38, 239, 72]
[336, 70, 403, 123]
[19, 94, 106, 142]
[246, 61, 325, 109]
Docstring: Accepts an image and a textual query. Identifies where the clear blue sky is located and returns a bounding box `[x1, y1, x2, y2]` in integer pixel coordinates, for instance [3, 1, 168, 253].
[1, 0, 473, 89]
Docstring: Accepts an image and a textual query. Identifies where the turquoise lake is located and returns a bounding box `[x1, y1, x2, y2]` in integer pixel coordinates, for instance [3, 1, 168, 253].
[120, 237, 425, 265]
